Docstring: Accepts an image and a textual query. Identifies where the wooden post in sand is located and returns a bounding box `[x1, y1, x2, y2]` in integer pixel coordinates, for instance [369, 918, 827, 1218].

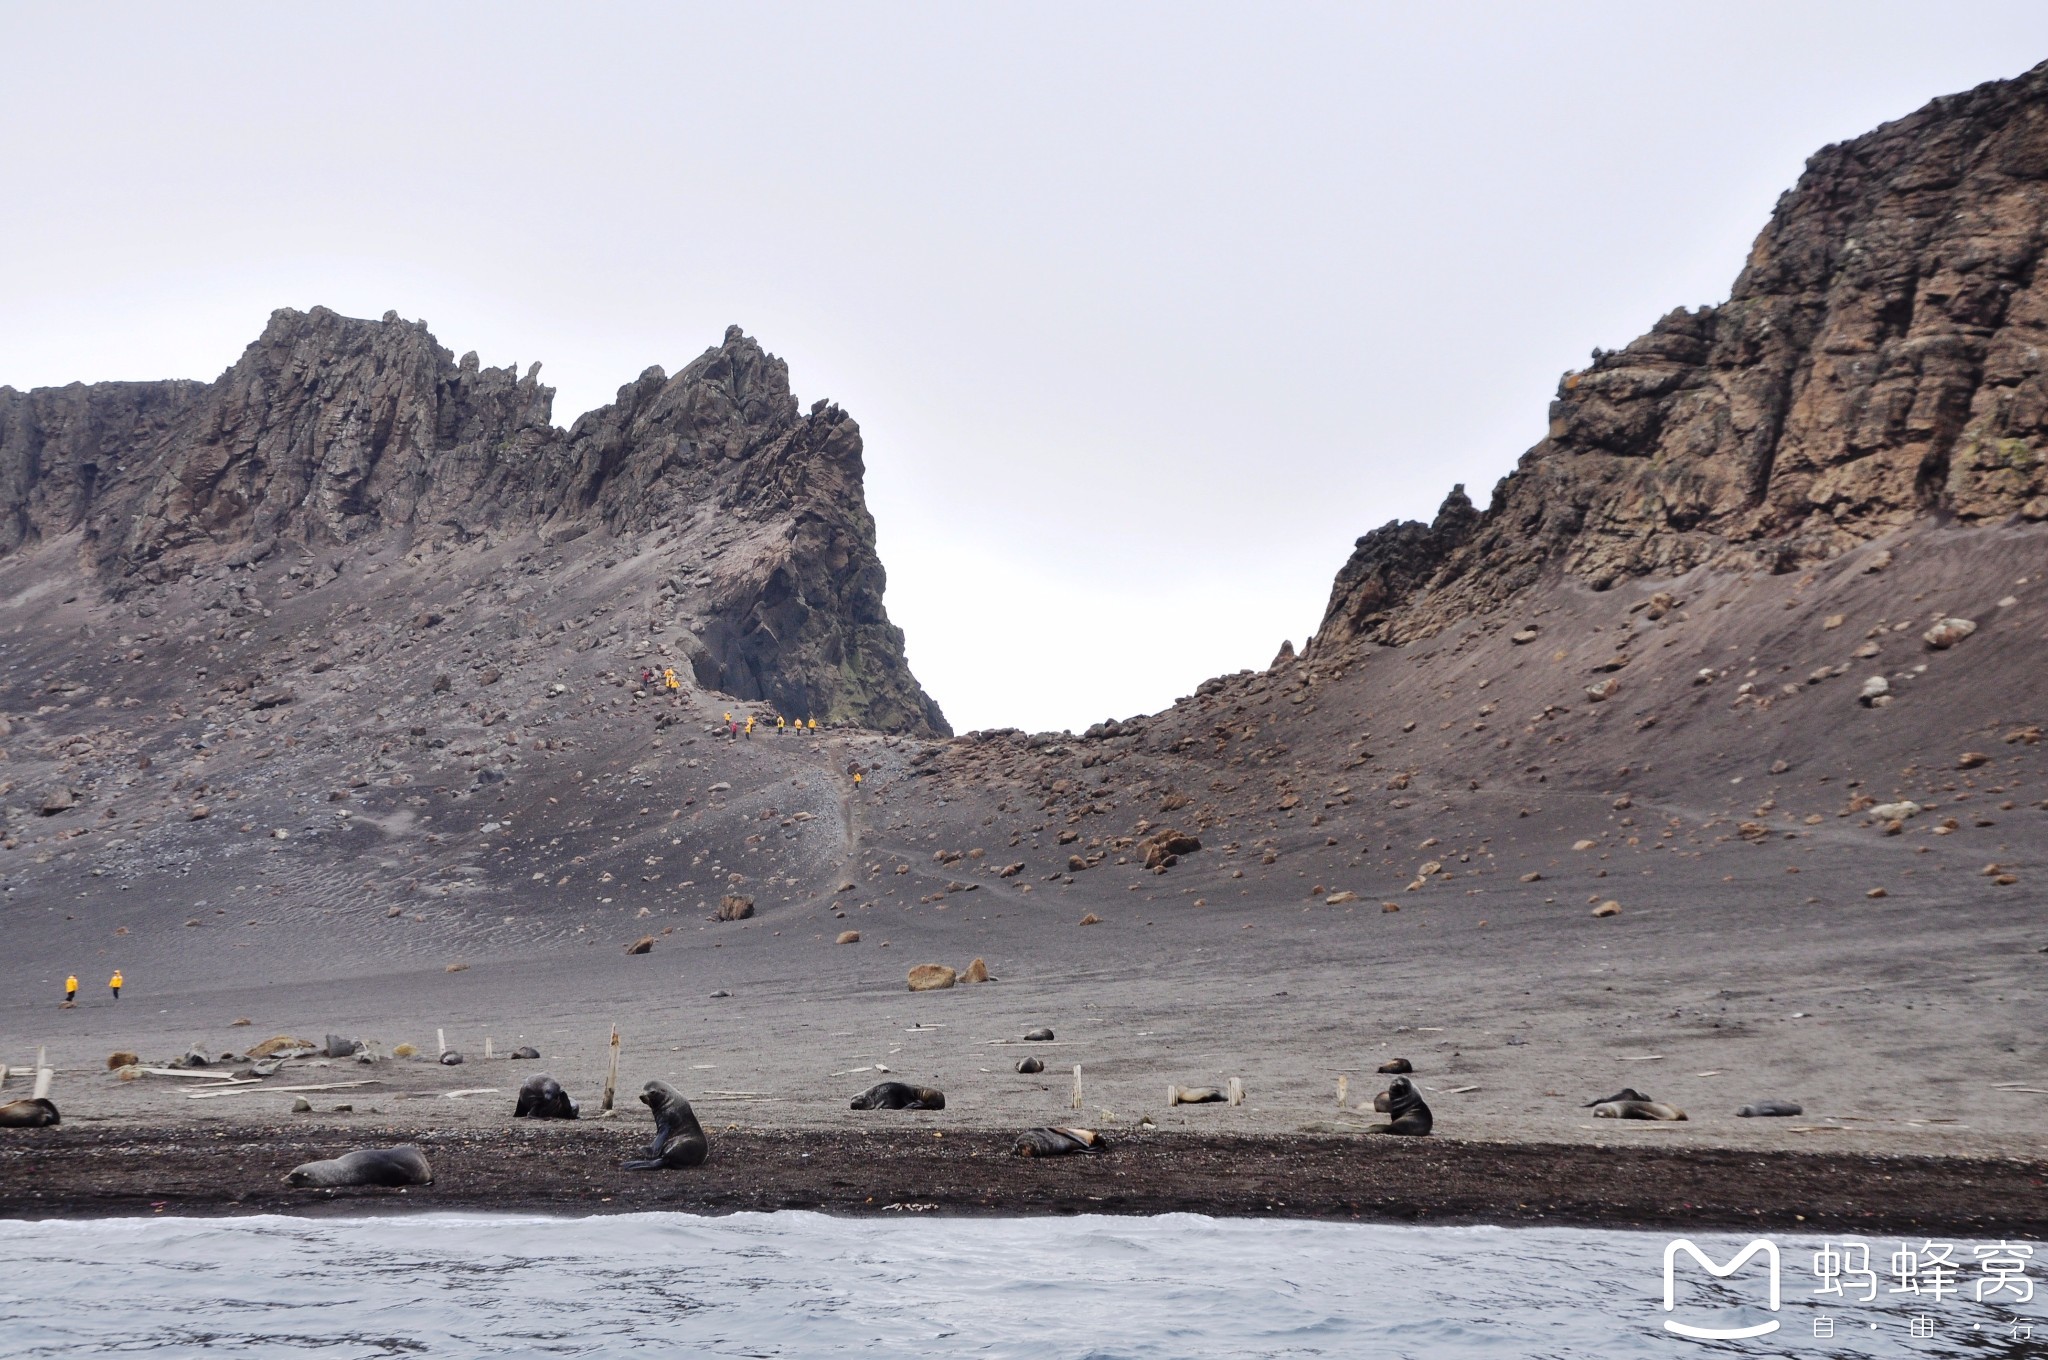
[601, 1025, 621, 1114]
[484, 1037, 494, 1060]
[1227, 1077, 1244, 1107]
[1071, 1064, 1083, 1111]
[32, 1063, 52, 1101]
[0, 1062, 10, 1090]
[437, 1028, 447, 1058]
[1336, 1075, 1348, 1109]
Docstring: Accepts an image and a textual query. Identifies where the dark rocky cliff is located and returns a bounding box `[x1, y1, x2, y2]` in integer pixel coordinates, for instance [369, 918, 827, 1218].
[0, 308, 947, 734]
[1315, 58, 2048, 652]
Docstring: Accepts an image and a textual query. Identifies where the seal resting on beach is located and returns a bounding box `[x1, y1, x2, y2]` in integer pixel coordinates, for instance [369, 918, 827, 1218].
[623, 1080, 709, 1170]
[851, 1081, 945, 1110]
[1582, 1088, 1651, 1108]
[1737, 1100, 1803, 1117]
[1368, 1076, 1432, 1135]
[0, 1097, 60, 1128]
[1011, 1127, 1104, 1157]
[1377, 1058, 1413, 1074]
[284, 1146, 433, 1188]
[508, 1046, 541, 1060]
[513, 1074, 579, 1120]
[1015, 1057, 1044, 1074]
[1590, 1096, 1687, 1121]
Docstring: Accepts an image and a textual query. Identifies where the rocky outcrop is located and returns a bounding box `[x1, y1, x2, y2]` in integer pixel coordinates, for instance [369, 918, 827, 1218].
[1316, 58, 2048, 651]
[0, 309, 946, 734]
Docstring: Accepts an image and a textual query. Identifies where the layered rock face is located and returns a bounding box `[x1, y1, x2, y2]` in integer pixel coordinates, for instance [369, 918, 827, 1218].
[0, 309, 946, 734]
[1317, 59, 2048, 650]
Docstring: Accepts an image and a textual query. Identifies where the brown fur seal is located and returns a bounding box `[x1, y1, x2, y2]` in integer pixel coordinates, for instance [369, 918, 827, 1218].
[0, 1097, 60, 1128]
[508, 1046, 541, 1060]
[1015, 1057, 1044, 1074]
[1377, 1058, 1413, 1074]
[1582, 1088, 1652, 1107]
[284, 1146, 433, 1188]
[1369, 1076, 1432, 1135]
[1737, 1100, 1803, 1117]
[1011, 1127, 1104, 1157]
[623, 1080, 709, 1170]
[1591, 1099, 1687, 1121]
[850, 1080, 945, 1110]
[513, 1074, 579, 1120]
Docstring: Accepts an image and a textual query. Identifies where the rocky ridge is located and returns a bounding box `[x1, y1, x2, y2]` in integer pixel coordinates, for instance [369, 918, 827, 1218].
[0, 308, 945, 735]
[1315, 58, 2048, 654]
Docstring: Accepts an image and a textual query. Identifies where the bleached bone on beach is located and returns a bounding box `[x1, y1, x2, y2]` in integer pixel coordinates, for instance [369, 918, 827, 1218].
[185, 1080, 379, 1100]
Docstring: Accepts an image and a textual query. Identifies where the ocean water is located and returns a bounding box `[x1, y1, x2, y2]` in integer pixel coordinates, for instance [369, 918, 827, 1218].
[0, 1213, 2038, 1358]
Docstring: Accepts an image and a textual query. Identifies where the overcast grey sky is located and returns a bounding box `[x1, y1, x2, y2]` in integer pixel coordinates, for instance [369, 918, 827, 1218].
[4, 5, 2045, 732]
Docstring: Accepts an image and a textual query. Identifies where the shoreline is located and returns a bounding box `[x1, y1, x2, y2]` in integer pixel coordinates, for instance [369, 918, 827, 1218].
[4, 1125, 2043, 1234]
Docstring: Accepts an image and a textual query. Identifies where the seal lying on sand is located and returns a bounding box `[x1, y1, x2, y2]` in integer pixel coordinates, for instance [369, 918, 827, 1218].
[1015, 1057, 1044, 1074]
[1737, 1100, 1803, 1117]
[0, 1097, 60, 1128]
[513, 1074, 579, 1120]
[623, 1080, 709, 1170]
[284, 1146, 433, 1188]
[1582, 1088, 1651, 1107]
[1589, 1090, 1688, 1121]
[851, 1081, 946, 1110]
[1369, 1076, 1432, 1135]
[1011, 1127, 1104, 1157]
[508, 1046, 541, 1060]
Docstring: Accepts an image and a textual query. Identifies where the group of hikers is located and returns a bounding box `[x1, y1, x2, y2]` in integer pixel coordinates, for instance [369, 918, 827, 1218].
[61, 971, 120, 1004]
[721, 709, 821, 740]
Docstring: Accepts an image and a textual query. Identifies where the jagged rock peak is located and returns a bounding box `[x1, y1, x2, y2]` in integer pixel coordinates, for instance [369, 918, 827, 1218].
[1315, 58, 2048, 651]
[0, 307, 948, 735]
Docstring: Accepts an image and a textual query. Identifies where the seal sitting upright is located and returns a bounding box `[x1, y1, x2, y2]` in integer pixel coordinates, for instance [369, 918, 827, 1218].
[284, 1146, 433, 1188]
[1368, 1076, 1432, 1135]
[513, 1074, 579, 1120]
[0, 1097, 60, 1128]
[623, 1080, 709, 1170]
[850, 1080, 945, 1110]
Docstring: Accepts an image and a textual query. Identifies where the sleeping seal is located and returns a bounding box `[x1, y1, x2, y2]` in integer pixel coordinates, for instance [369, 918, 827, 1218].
[284, 1146, 433, 1188]
[0, 1097, 60, 1128]
[850, 1081, 946, 1111]
[1011, 1127, 1105, 1157]
[1591, 1099, 1687, 1121]
[1369, 1076, 1432, 1135]
[513, 1074, 579, 1120]
[1582, 1088, 1652, 1108]
[623, 1080, 709, 1170]
[1737, 1100, 1803, 1117]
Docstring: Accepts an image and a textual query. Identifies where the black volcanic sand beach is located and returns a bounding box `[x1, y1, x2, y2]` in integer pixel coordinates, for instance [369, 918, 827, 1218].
[3, 1124, 2043, 1235]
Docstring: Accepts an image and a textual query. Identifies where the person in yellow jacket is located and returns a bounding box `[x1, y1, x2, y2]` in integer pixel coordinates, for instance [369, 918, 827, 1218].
[109, 969, 124, 1000]
[64, 974, 78, 1004]
[744, 715, 754, 740]
[807, 717, 818, 735]
[664, 669, 679, 692]
[852, 771, 863, 791]
[776, 716, 786, 736]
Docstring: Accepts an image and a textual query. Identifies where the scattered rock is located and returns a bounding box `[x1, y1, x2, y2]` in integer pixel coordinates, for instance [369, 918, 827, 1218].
[1510, 627, 1539, 644]
[1822, 614, 1845, 631]
[291, 1096, 313, 1113]
[1519, 871, 1542, 883]
[1868, 800, 1920, 821]
[1591, 900, 1621, 917]
[247, 1035, 312, 1058]
[836, 930, 861, 944]
[907, 964, 957, 992]
[1585, 677, 1619, 703]
[1078, 913, 1102, 926]
[1572, 838, 1598, 851]
[1858, 676, 1891, 706]
[1922, 617, 1977, 650]
[961, 957, 990, 983]
[1866, 887, 1889, 899]
[1325, 890, 1358, 904]
[229, 1017, 252, 1027]
[625, 936, 655, 955]
[717, 895, 755, 921]
[37, 786, 78, 815]
[1957, 751, 1990, 770]
[444, 963, 468, 973]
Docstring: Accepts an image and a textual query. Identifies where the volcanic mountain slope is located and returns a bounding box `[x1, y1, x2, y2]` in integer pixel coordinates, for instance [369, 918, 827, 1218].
[0, 307, 946, 736]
